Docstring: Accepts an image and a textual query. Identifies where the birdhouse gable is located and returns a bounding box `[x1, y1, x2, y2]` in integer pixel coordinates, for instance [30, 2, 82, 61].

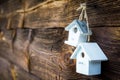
[70, 45, 90, 60]
[70, 43, 108, 61]
[70, 45, 81, 59]
[65, 19, 89, 34]
[80, 43, 108, 61]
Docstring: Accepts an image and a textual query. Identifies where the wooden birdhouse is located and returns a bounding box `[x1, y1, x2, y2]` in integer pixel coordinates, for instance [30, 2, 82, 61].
[64, 19, 92, 47]
[70, 43, 108, 75]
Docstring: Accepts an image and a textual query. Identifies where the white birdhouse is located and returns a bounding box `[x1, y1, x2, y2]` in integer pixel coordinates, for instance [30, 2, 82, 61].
[64, 19, 92, 47]
[70, 43, 108, 75]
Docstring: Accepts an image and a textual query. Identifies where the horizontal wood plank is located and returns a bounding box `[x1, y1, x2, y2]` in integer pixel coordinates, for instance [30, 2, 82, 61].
[91, 27, 120, 79]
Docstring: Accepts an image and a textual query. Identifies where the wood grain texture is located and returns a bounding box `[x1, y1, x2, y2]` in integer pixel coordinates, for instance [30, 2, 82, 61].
[0, 57, 13, 80]
[24, 0, 76, 28]
[0, 40, 28, 72]
[0, 56, 40, 80]
[87, 0, 120, 27]
[0, 0, 120, 80]
[0, 0, 120, 29]
[0, 29, 31, 71]
[91, 27, 120, 80]
[29, 28, 74, 80]
[0, 0, 24, 15]
[29, 28, 103, 80]
[0, 17, 8, 30]
[0, 0, 83, 29]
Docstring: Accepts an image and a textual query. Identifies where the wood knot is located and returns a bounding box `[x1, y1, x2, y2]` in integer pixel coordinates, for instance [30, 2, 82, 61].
[64, 53, 74, 66]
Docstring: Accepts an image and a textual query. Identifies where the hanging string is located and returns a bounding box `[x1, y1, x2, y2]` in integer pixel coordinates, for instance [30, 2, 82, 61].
[77, 3, 91, 42]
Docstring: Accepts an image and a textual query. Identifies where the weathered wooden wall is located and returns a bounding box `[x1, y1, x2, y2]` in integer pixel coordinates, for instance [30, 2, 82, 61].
[0, 0, 120, 80]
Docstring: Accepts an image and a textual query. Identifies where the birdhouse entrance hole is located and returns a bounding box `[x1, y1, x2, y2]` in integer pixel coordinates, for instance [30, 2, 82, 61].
[73, 27, 77, 33]
[81, 52, 85, 58]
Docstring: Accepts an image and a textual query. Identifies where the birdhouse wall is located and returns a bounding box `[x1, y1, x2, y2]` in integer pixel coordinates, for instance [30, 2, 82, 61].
[78, 35, 88, 42]
[68, 27, 80, 45]
[88, 61, 101, 75]
[76, 52, 90, 75]
[76, 58, 89, 75]
[67, 27, 88, 46]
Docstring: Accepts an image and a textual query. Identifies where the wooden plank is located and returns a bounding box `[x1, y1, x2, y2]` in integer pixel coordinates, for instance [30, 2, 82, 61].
[0, 29, 31, 71]
[0, 0, 120, 80]
[1, 0, 79, 29]
[29, 28, 74, 79]
[0, 0, 120, 29]
[87, 0, 120, 13]
[0, 57, 13, 80]
[0, 13, 25, 29]
[0, 56, 40, 80]
[0, 0, 24, 15]
[13, 64, 40, 80]
[91, 27, 120, 80]
[0, 40, 29, 71]
[0, 0, 25, 29]
[24, 0, 47, 9]
[0, 17, 8, 30]
[87, 0, 120, 27]
[10, 13, 24, 29]
[32, 28, 66, 52]
[24, 0, 81, 28]
[28, 28, 103, 80]
[88, 12, 120, 27]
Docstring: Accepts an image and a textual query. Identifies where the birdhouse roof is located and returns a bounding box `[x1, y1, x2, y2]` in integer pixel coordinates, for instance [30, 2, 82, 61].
[70, 43, 108, 61]
[65, 19, 88, 33]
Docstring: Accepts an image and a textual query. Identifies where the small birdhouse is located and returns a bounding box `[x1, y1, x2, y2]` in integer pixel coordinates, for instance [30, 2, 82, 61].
[70, 43, 108, 75]
[64, 19, 92, 47]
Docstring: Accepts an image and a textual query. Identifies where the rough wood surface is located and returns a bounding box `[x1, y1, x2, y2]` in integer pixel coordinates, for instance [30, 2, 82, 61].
[0, 57, 13, 80]
[0, 56, 40, 80]
[0, 0, 83, 29]
[91, 27, 120, 80]
[87, 0, 120, 27]
[0, 0, 120, 80]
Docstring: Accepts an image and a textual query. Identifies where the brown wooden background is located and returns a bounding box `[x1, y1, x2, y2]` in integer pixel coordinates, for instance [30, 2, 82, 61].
[0, 0, 120, 80]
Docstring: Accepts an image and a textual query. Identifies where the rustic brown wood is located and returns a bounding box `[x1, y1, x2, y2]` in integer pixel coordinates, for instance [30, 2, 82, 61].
[0, 29, 31, 71]
[0, 56, 40, 80]
[0, 57, 13, 80]
[0, 0, 120, 80]
[29, 28, 72, 80]
[91, 27, 120, 79]
[0, 0, 84, 29]
[28, 28, 104, 80]
[0, 40, 28, 71]
[12, 64, 40, 80]
[0, 0, 24, 15]
[0, 17, 8, 30]
[87, 0, 120, 27]
[24, 0, 75, 28]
